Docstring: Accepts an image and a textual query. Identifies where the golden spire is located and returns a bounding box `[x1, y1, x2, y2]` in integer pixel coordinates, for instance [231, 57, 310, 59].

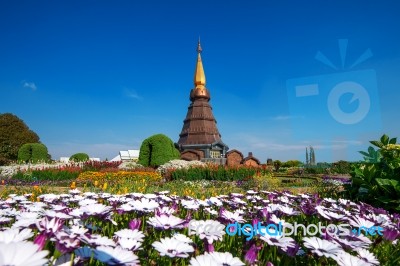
[194, 38, 206, 88]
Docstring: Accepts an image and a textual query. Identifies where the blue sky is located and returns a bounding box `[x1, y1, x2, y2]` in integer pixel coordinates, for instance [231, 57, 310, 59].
[1, 0, 399, 163]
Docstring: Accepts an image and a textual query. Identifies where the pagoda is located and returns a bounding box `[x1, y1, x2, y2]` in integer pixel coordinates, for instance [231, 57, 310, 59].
[176, 40, 229, 163]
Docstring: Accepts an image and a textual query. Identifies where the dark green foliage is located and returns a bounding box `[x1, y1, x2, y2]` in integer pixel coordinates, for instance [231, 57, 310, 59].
[70, 153, 89, 162]
[12, 169, 80, 182]
[273, 160, 282, 172]
[345, 134, 400, 212]
[282, 160, 302, 168]
[17, 143, 32, 162]
[0, 113, 40, 164]
[17, 143, 49, 163]
[331, 160, 352, 174]
[303, 164, 330, 174]
[168, 165, 269, 182]
[138, 134, 180, 167]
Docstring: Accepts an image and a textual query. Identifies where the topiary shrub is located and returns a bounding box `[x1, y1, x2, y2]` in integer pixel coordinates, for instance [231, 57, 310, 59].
[69, 153, 89, 162]
[17, 143, 49, 163]
[138, 134, 181, 167]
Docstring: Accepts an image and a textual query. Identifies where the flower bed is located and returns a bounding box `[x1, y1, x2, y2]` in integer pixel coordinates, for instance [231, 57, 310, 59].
[0, 189, 399, 265]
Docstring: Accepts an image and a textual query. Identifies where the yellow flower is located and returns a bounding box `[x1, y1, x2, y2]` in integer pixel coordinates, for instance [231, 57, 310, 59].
[70, 182, 76, 189]
[385, 144, 400, 150]
[102, 183, 108, 190]
[94, 180, 99, 186]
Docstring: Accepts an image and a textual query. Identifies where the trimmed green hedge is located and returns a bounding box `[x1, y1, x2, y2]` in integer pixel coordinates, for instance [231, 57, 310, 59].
[17, 143, 49, 163]
[138, 134, 180, 167]
[168, 165, 268, 181]
[70, 153, 89, 162]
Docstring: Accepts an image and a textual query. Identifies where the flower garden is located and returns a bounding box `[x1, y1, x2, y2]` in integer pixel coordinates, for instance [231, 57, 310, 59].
[0, 135, 399, 266]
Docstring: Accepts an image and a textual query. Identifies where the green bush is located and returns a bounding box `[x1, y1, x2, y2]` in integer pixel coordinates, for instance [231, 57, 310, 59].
[70, 153, 89, 162]
[331, 160, 353, 174]
[17, 143, 49, 163]
[169, 165, 268, 182]
[345, 134, 400, 212]
[12, 169, 80, 182]
[138, 134, 180, 167]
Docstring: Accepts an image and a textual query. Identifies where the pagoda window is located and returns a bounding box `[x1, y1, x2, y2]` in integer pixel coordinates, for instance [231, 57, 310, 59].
[210, 150, 221, 158]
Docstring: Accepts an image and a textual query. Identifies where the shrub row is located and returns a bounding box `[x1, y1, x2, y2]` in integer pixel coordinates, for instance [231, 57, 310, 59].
[11, 169, 80, 182]
[76, 171, 162, 186]
[167, 165, 270, 181]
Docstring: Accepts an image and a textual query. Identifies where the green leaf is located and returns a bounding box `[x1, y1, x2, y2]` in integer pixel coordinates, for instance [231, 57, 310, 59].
[375, 178, 399, 187]
[381, 134, 390, 145]
[370, 140, 383, 148]
[389, 137, 398, 144]
[359, 151, 370, 157]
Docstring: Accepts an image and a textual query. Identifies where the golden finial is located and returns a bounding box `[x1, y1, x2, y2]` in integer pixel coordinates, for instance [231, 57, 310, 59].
[197, 37, 202, 53]
[194, 38, 206, 87]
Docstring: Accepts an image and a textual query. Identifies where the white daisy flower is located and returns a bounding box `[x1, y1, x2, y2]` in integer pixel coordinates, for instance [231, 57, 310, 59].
[42, 210, 73, 219]
[349, 216, 376, 230]
[204, 207, 218, 216]
[118, 203, 135, 212]
[132, 198, 159, 212]
[78, 198, 98, 206]
[89, 235, 116, 247]
[336, 250, 371, 266]
[95, 245, 140, 265]
[279, 205, 300, 216]
[36, 217, 64, 236]
[303, 237, 343, 260]
[147, 214, 186, 229]
[156, 206, 176, 215]
[0, 228, 33, 243]
[182, 199, 201, 210]
[114, 229, 145, 242]
[118, 238, 142, 251]
[188, 220, 225, 244]
[172, 233, 193, 244]
[356, 248, 379, 265]
[152, 237, 194, 258]
[0, 241, 49, 266]
[80, 203, 112, 217]
[221, 209, 246, 223]
[209, 251, 245, 266]
[207, 197, 223, 206]
[189, 253, 219, 266]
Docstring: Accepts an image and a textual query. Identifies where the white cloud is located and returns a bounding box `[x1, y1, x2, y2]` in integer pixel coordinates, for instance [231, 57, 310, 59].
[22, 81, 37, 91]
[124, 88, 143, 101]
